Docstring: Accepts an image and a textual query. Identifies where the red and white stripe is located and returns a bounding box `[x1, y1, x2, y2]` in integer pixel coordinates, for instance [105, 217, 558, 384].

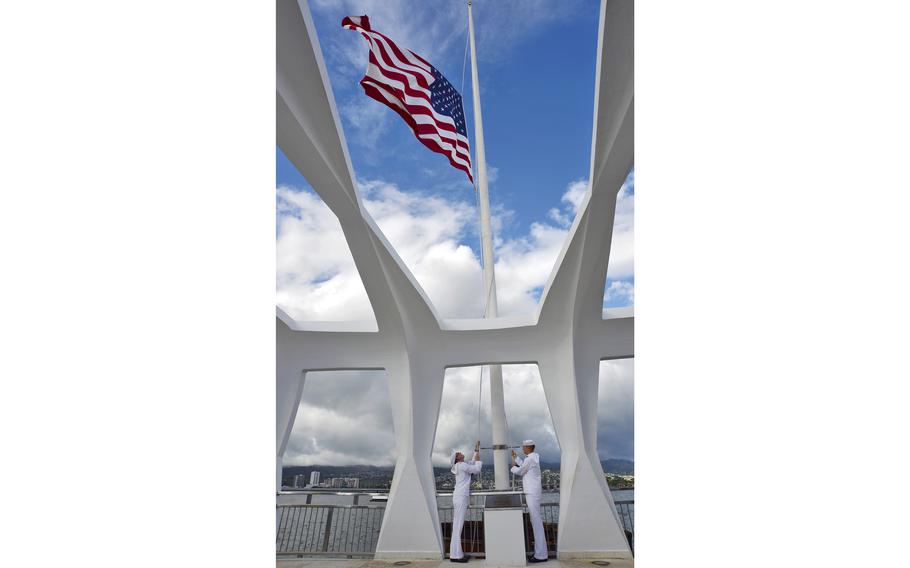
[343, 15, 474, 183]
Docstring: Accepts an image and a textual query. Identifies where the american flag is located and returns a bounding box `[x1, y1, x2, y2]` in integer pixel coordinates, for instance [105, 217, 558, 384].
[342, 15, 473, 183]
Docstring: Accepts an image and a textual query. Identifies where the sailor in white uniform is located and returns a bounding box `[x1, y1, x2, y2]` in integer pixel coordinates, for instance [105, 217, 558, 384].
[450, 440, 482, 563]
[511, 439, 548, 562]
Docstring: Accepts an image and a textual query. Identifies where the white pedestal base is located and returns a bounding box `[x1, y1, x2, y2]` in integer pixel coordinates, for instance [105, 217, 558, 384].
[483, 508, 527, 568]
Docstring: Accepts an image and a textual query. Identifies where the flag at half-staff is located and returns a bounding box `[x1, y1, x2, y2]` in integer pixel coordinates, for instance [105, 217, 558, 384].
[342, 15, 473, 183]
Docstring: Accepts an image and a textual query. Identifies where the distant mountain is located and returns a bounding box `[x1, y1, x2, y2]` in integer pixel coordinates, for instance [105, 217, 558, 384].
[538, 460, 633, 475]
[601, 459, 634, 475]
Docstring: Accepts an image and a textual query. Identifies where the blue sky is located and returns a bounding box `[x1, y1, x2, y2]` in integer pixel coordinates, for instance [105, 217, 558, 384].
[278, 0, 633, 465]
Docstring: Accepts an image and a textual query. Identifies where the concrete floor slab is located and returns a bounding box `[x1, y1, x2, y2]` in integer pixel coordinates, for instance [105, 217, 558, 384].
[277, 559, 633, 568]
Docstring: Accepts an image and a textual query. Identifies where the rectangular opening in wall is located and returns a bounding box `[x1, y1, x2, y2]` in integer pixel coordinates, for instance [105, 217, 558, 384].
[603, 168, 634, 317]
[277, 147, 378, 330]
[433, 363, 558, 556]
[598, 358, 635, 540]
[277, 369, 391, 557]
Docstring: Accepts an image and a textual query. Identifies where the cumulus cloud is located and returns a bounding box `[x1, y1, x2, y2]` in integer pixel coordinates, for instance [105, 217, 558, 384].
[277, 175, 633, 321]
[279, 174, 634, 465]
[284, 370, 395, 465]
[562, 179, 589, 214]
[276, 186, 377, 322]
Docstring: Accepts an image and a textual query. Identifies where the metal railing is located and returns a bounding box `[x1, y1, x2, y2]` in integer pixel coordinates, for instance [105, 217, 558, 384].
[276, 499, 634, 557]
[615, 500, 634, 534]
[276, 504, 384, 557]
[438, 501, 634, 558]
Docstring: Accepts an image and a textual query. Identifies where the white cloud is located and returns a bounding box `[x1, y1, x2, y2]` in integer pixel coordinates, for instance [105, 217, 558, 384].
[310, 0, 583, 68]
[547, 207, 568, 227]
[562, 178, 589, 213]
[360, 180, 485, 318]
[284, 370, 395, 465]
[608, 182, 634, 280]
[556, 176, 635, 281]
[277, 176, 634, 320]
[604, 280, 634, 304]
[494, 220, 572, 314]
[276, 186, 377, 322]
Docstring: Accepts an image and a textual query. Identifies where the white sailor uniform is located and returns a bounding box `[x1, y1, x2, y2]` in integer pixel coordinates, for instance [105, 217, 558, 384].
[511, 451, 547, 560]
[450, 456, 482, 560]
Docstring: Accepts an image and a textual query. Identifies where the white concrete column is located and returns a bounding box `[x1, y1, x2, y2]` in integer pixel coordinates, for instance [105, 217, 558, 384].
[538, 351, 631, 559]
[375, 357, 446, 559]
[488, 364, 511, 489]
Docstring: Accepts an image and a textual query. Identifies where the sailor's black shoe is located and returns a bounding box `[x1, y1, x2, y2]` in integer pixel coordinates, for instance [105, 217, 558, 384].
[450, 556, 469, 563]
[528, 557, 548, 563]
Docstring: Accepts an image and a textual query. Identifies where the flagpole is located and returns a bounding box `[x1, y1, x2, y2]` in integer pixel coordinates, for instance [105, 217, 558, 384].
[468, 0, 510, 491]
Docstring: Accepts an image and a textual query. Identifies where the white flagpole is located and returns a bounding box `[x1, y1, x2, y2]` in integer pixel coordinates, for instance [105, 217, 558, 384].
[468, 0, 511, 491]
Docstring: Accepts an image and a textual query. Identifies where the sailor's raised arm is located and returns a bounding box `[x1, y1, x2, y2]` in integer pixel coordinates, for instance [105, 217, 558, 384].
[512, 440, 538, 475]
[511, 455, 532, 476]
[464, 440, 482, 473]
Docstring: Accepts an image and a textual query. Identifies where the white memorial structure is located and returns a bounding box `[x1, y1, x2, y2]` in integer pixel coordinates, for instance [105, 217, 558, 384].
[276, 0, 633, 561]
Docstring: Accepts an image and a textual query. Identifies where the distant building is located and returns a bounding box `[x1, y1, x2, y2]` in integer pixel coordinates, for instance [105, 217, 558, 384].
[327, 477, 360, 488]
[293, 474, 307, 488]
[310, 471, 320, 486]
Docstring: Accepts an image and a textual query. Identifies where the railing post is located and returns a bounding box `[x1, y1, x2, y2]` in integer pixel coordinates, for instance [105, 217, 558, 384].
[322, 508, 334, 552]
